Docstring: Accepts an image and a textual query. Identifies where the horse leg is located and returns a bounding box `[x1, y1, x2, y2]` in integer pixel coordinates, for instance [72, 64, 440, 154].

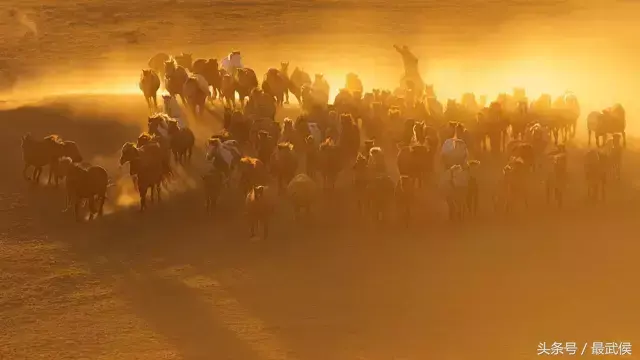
[74, 198, 83, 222]
[149, 184, 156, 203]
[545, 180, 551, 204]
[153, 95, 158, 111]
[34, 167, 42, 184]
[139, 186, 148, 212]
[473, 190, 478, 216]
[262, 218, 271, 241]
[98, 194, 106, 216]
[250, 218, 256, 238]
[556, 187, 563, 208]
[47, 164, 54, 185]
[588, 130, 591, 146]
[88, 197, 96, 221]
[23, 163, 31, 180]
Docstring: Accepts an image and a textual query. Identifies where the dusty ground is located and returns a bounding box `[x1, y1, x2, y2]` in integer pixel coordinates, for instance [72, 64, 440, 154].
[2, 1, 640, 360]
[3, 94, 640, 360]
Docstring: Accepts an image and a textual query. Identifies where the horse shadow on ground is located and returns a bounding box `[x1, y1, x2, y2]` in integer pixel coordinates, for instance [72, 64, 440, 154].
[6, 99, 640, 359]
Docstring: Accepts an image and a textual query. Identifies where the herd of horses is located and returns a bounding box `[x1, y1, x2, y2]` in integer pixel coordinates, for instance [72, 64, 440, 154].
[19, 51, 629, 238]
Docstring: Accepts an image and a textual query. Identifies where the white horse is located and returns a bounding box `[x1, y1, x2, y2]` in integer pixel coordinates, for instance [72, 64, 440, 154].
[148, 112, 172, 139]
[162, 95, 187, 128]
[205, 138, 242, 186]
[440, 164, 471, 220]
[441, 137, 468, 169]
[221, 51, 243, 75]
[307, 122, 322, 146]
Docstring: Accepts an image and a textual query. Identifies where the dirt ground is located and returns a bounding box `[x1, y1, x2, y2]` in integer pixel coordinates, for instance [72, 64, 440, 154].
[3, 1, 640, 360]
[3, 93, 640, 360]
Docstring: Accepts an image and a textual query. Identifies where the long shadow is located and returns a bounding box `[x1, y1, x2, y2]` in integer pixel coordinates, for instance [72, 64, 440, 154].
[7, 97, 640, 359]
[117, 270, 264, 360]
[0, 100, 281, 358]
[20, 181, 294, 359]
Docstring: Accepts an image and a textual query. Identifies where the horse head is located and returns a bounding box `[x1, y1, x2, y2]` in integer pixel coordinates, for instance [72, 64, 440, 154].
[425, 84, 435, 97]
[280, 62, 289, 74]
[166, 119, 179, 134]
[354, 153, 368, 171]
[120, 142, 138, 165]
[164, 59, 177, 74]
[148, 113, 169, 134]
[141, 69, 154, 79]
[206, 137, 222, 161]
[137, 132, 153, 147]
[277, 142, 294, 153]
[283, 117, 294, 133]
[446, 99, 457, 110]
[339, 113, 354, 127]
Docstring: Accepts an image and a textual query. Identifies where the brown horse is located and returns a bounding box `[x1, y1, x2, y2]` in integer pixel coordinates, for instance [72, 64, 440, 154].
[139, 69, 161, 112]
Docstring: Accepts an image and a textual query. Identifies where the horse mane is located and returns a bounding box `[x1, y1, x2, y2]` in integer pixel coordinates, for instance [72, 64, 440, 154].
[138, 132, 152, 141]
[339, 113, 353, 123]
[166, 118, 179, 128]
[149, 112, 172, 124]
[468, 160, 481, 167]
[207, 137, 222, 146]
[43, 134, 64, 144]
[369, 146, 383, 158]
[240, 156, 259, 166]
[509, 156, 525, 166]
[388, 108, 401, 117]
[321, 137, 335, 147]
[122, 141, 137, 151]
[277, 142, 294, 151]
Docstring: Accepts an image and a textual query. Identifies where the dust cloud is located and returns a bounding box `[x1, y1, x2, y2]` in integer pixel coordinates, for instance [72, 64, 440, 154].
[2, 1, 639, 131]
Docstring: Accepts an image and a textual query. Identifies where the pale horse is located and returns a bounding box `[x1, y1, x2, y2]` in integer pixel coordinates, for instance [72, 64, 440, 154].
[162, 95, 188, 129]
[440, 137, 469, 170]
[439, 164, 471, 220]
[205, 138, 243, 187]
[221, 51, 244, 75]
[307, 122, 323, 146]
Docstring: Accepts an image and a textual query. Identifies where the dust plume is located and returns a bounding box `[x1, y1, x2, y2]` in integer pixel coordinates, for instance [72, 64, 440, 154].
[407, 1, 640, 131]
